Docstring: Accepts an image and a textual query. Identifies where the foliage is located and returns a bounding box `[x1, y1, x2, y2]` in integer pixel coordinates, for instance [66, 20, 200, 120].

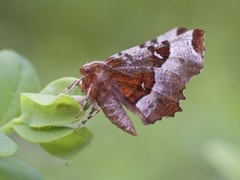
[0, 1, 240, 179]
[0, 50, 93, 179]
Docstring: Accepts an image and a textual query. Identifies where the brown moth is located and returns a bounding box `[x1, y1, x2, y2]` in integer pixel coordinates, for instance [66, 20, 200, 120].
[64, 27, 205, 136]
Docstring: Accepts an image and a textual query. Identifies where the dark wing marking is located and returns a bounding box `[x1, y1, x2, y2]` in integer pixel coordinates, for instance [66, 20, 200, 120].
[109, 27, 187, 59]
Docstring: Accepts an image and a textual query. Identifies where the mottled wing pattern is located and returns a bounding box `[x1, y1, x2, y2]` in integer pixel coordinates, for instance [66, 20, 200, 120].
[105, 29, 205, 125]
[106, 27, 187, 68]
[111, 27, 187, 58]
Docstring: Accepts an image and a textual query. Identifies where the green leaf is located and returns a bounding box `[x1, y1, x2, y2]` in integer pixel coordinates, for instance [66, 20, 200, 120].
[41, 77, 82, 95]
[0, 53, 93, 158]
[13, 79, 94, 157]
[40, 127, 94, 159]
[13, 124, 75, 143]
[0, 157, 44, 180]
[19, 93, 83, 127]
[0, 133, 18, 157]
[0, 50, 41, 126]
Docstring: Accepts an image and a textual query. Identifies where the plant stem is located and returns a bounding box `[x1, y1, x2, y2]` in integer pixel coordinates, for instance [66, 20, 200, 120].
[0, 117, 21, 135]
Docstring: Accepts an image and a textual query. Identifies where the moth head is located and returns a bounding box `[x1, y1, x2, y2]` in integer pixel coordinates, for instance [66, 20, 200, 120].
[80, 64, 90, 76]
[80, 61, 106, 76]
[79, 62, 101, 93]
[79, 64, 91, 92]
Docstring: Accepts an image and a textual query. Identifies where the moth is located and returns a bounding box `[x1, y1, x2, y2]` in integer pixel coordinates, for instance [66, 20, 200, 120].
[64, 27, 205, 136]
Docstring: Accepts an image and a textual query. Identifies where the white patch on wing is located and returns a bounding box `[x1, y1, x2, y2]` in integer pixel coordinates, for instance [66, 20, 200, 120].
[154, 51, 163, 59]
[141, 82, 146, 90]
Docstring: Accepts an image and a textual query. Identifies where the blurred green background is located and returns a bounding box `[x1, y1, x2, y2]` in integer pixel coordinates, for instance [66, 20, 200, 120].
[1, 0, 240, 179]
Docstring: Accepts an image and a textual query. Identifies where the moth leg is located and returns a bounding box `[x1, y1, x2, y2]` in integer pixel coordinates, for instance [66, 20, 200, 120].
[75, 84, 99, 125]
[81, 84, 92, 108]
[81, 102, 100, 125]
[76, 101, 100, 130]
[58, 77, 82, 95]
[75, 83, 93, 119]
